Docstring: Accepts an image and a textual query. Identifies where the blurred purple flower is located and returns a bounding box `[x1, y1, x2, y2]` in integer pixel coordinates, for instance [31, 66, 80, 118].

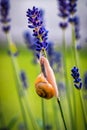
[71, 66, 82, 89]
[20, 71, 28, 89]
[8, 50, 19, 57]
[47, 42, 54, 67]
[57, 0, 69, 19]
[83, 72, 87, 90]
[23, 31, 35, 50]
[57, 0, 69, 29]
[0, 0, 11, 33]
[47, 42, 62, 72]
[69, 16, 80, 40]
[58, 82, 65, 92]
[45, 124, 52, 130]
[23, 31, 39, 62]
[59, 22, 68, 30]
[68, 0, 78, 15]
[68, 0, 81, 40]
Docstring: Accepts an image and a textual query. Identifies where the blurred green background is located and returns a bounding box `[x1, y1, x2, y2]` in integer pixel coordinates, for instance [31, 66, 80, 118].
[0, 43, 87, 130]
[0, 0, 87, 129]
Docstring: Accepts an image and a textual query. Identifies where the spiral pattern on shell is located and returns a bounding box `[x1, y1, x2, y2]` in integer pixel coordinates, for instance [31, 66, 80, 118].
[35, 74, 55, 99]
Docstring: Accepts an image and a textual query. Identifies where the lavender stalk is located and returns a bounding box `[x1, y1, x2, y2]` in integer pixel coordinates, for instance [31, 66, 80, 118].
[68, 0, 87, 129]
[26, 6, 67, 130]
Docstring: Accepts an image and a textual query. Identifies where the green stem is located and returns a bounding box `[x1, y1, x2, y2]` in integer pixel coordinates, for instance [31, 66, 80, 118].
[23, 93, 40, 130]
[40, 56, 46, 129]
[52, 99, 60, 130]
[7, 34, 29, 130]
[71, 24, 87, 129]
[41, 48, 47, 58]
[62, 30, 75, 130]
[40, 48, 48, 130]
[57, 98, 67, 130]
[71, 25, 77, 130]
[79, 91, 87, 129]
[15, 90, 28, 130]
[41, 99, 45, 130]
[6, 33, 29, 130]
[71, 25, 78, 66]
[7, 33, 40, 130]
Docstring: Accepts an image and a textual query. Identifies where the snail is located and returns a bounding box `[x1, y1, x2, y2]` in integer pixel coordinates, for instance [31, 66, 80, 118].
[35, 56, 59, 99]
[35, 73, 55, 99]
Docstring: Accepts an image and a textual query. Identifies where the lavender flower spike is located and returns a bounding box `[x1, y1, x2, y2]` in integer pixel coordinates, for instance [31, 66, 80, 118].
[20, 71, 28, 89]
[68, 0, 78, 15]
[57, 0, 69, 29]
[0, 0, 11, 33]
[69, 16, 80, 40]
[26, 6, 48, 55]
[57, 0, 69, 19]
[71, 66, 82, 89]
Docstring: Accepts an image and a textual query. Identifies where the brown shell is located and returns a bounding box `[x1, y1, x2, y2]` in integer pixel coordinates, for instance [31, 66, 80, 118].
[35, 74, 55, 99]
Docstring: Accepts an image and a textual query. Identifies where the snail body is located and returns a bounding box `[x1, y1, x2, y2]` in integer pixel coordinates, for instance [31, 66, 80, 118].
[35, 56, 59, 99]
[35, 74, 55, 99]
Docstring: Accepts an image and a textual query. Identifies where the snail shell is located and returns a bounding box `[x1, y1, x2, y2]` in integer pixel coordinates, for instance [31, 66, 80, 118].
[35, 74, 55, 99]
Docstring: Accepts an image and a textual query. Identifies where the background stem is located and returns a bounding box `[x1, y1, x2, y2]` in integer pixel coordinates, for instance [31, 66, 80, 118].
[71, 24, 87, 130]
[41, 99, 45, 130]
[62, 30, 74, 130]
[57, 98, 67, 130]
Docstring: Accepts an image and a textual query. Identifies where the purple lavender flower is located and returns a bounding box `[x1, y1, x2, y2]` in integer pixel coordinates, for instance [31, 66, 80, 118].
[47, 42, 54, 56]
[53, 52, 61, 65]
[8, 49, 19, 57]
[47, 42, 62, 72]
[20, 71, 28, 89]
[26, 6, 48, 54]
[23, 31, 35, 50]
[59, 22, 68, 30]
[0, 0, 11, 33]
[74, 16, 80, 40]
[83, 72, 87, 90]
[69, 16, 80, 40]
[57, 0, 69, 29]
[71, 66, 82, 89]
[68, 0, 78, 15]
[58, 82, 65, 92]
[47, 42, 54, 67]
[68, 0, 80, 40]
[23, 31, 38, 63]
[45, 124, 52, 130]
[57, 0, 69, 19]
